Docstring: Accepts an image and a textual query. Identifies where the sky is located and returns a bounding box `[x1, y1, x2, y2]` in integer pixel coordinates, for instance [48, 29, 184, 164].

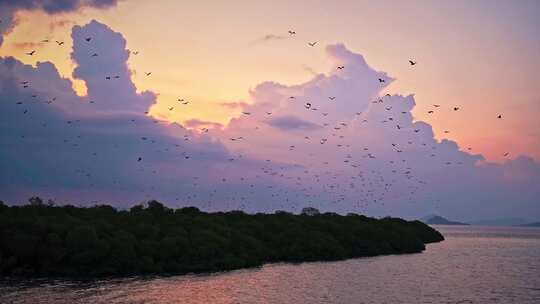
[0, 0, 539, 221]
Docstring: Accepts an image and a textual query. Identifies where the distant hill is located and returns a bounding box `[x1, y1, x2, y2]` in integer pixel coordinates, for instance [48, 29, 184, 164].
[421, 215, 468, 225]
[520, 222, 540, 227]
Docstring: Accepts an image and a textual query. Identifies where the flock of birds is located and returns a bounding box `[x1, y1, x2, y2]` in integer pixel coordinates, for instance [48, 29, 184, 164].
[7, 29, 508, 213]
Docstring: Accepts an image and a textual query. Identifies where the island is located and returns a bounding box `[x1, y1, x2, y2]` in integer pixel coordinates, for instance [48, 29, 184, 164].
[421, 215, 469, 226]
[0, 199, 444, 277]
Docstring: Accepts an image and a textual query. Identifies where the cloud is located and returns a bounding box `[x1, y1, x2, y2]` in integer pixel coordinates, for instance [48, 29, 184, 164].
[71, 20, 155, 114]
[1, 16, 538, 220]
[212, 43, 540, 220]
[0, 20, 280, 211]
[266, 115, 322, 131]
[0, 0, 118, 46]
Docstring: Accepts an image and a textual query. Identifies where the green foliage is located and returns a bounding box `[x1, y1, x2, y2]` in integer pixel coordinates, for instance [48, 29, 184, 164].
[0, 198, 444, 277]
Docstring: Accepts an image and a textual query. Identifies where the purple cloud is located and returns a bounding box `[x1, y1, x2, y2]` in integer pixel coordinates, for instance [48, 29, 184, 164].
[0, 20, 282, 212]
[213, 43, 540, 220]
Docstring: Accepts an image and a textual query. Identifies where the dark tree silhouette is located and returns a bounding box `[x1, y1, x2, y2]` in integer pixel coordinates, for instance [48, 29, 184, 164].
[0, 198, 443, 277]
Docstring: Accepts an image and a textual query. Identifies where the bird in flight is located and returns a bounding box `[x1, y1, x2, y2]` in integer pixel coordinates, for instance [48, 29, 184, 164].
[454, 107, 460, 111]
[145, 72, 152, 76]
[428, 110, 434, 114]
[85, 37, 92, 42]
[25, 50, 35, 56]
[497, 114, 502, 119]
[91, 53, 98, 57]
[242, 111, 251, 115]
[168, 107, 174, 111]
[337, 66, 345, 70]
[328, 96, 336, 101]
[132, 51, 139, 55]
[305, 103, 312, 109]
[433, 104, 441, 107]
[55, 41, 64, 46]
[409, 60, 417, 66]
[308, 42, 317, 47]
[378, 78, 385, 83]
[503, 152, 510, 157]
[288, 30, 296, 35]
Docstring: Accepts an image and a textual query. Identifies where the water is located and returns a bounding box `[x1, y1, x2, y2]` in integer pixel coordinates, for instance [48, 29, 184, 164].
[1, 225, 539, 304]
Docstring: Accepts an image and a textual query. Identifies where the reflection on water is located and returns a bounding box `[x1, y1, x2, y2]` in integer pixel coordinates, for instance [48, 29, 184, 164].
[1, 226, 540, 304]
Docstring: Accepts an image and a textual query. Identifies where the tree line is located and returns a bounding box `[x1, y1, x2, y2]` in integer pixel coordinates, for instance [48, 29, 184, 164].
[0, 198, 443, 277]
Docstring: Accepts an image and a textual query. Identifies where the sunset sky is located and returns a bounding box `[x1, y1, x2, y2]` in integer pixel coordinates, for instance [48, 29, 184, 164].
[0, 0, 539, 221]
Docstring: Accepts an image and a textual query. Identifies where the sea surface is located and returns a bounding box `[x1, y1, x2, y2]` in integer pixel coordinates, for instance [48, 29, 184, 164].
[1, 225, 539, 304]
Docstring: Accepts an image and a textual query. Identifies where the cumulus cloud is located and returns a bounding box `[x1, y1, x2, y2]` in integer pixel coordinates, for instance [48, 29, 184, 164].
[212, 43, 540, 220]
[0, 20, 279, 211]
[0, 0, 118, 46]
[71, 20, 156, 114]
